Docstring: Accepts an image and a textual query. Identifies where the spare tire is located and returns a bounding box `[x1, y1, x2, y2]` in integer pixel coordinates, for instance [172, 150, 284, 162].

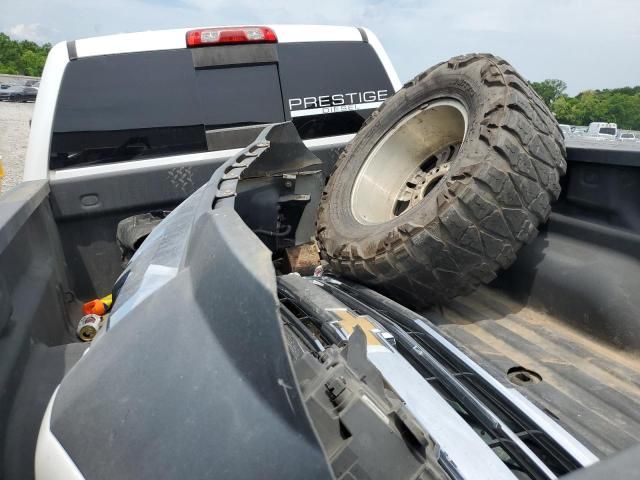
[316, 53, 566, 307]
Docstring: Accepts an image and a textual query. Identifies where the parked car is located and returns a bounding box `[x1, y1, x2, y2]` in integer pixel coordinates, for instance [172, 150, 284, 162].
[0, 85, 38, 102]
[618, 132, 637, 142]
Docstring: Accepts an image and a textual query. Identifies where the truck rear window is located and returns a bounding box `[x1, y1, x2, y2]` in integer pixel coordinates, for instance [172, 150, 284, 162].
[50, 41, 394, 170]
[278, 42, 394, 140]
[50, 49, 285, 170]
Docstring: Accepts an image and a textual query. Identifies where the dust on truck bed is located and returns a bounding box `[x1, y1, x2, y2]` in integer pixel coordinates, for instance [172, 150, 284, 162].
[426, 284, 640, 458]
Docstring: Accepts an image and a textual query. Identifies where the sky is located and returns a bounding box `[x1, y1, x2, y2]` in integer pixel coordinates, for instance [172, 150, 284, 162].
[1, 0, 639, 95]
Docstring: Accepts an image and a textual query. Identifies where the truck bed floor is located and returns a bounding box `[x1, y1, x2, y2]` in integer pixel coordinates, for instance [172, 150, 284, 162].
[424, 286, 640, 459]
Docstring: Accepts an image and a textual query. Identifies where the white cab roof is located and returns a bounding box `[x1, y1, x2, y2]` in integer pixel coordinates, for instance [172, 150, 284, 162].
[74, 25, 363, 58]
[24, 24, 401, 181]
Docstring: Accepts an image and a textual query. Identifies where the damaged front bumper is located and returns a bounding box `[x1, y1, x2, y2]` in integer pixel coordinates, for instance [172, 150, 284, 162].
[35, 123, 597, 480]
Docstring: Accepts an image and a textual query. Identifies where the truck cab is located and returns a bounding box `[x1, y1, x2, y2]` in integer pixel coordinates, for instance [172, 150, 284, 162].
[22, 25, 400, 299]
[587, 121, 617, 139]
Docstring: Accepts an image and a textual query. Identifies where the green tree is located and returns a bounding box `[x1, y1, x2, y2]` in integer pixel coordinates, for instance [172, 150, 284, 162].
[531, 79, 567, 107]
[532, 79, 640, 130]
[552, 96, 576, 125]
[0, 32, 51, 76]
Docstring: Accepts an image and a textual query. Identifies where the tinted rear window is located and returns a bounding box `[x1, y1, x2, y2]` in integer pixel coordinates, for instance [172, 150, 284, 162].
[50, 49, 285, 170]
[277, 42, 393, 139]
[50, 41, 394, 169]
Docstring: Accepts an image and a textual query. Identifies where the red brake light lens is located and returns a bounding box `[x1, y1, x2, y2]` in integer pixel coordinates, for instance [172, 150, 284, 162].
[186, 27, 277, 47]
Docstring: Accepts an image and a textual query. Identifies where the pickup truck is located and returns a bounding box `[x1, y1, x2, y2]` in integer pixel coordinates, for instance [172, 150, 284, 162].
[1, 24, 639, 480]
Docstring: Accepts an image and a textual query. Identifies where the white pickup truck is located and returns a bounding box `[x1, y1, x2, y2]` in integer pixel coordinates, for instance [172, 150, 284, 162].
[1, 24, 639, 480]
[587, 121, 617, 139]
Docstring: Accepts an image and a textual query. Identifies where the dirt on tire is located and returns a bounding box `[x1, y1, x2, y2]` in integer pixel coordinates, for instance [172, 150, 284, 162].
[316, 53, 566, 307]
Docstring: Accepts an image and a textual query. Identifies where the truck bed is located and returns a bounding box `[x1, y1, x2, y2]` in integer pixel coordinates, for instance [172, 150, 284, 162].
[424, 285, 640, 459]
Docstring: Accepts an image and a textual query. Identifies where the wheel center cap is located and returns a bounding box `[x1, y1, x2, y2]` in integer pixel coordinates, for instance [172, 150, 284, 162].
[392, 142, 460, 218]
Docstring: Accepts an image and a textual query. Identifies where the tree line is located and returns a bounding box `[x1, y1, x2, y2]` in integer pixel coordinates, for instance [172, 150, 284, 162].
[0, 33, 51, 77]
[531, 79, 640, 131]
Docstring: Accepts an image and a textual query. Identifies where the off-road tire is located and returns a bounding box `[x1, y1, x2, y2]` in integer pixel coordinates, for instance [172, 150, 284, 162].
[316, 53, 566, 307]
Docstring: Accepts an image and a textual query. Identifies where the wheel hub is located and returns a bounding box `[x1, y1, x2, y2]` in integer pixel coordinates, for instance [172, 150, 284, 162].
[350, 99, 468, 225]
[392, 143, 459, 217]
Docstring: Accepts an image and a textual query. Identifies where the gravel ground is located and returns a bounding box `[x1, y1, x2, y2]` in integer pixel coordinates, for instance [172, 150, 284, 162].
[0, 102, 33, 193]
